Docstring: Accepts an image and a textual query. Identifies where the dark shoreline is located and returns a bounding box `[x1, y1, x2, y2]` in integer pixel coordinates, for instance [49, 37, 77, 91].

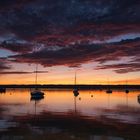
[0, 84, 140, 89]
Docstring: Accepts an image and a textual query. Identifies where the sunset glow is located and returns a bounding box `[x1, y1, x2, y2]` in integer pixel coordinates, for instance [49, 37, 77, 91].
[0, 0, 140, 85]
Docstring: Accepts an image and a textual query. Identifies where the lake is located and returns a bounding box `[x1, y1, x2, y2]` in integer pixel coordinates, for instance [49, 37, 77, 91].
[0, 88, 140, 140]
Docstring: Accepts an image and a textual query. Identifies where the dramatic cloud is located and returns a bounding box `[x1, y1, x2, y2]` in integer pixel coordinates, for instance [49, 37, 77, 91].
[6, 37, 139, 73]
[0, 0, 140, 74]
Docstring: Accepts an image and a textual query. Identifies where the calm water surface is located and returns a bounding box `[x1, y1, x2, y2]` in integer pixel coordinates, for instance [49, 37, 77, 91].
[0, 88, 140, 140]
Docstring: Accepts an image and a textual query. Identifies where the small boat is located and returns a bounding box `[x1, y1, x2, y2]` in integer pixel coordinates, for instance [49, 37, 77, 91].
[106, 89, 112, 94]
[125, 80, 129, 93]
[73, 71, 79, 97]
[31, 89, 44, 98]
[31, 92, 44, 101]
[0, 87, 6, 93]
[73, 88, 79, 97]
[106, 79, 112, 94]
[125, 89, 129, 94]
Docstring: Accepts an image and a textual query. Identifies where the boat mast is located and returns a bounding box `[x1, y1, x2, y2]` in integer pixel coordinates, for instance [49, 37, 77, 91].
[74, 71, 76, 85]
[126, 79, 128, 88]
[108, 78, 110, 90]
[35, 64, 38, 85]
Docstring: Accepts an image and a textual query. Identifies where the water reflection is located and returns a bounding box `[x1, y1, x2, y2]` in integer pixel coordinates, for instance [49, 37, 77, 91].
[30, 95, 44, 117]
[73, 89, 80, 114]
[125, 92, 129, 109]
[0, 88, 140, 140]
[138, 94, 140, 104]
[106, 90, 112, 109]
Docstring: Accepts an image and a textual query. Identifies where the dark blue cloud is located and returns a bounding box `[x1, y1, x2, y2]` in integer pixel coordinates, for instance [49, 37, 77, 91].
[0, 0, 140, 38]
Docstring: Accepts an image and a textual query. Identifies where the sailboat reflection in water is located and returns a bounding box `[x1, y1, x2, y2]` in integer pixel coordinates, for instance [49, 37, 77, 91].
[72, 72, 80, 114]
[30, 93, 44, 116]
[31, 63, 44, 99]
[73, 90, 80, 114]
[138, 94, 140, 104]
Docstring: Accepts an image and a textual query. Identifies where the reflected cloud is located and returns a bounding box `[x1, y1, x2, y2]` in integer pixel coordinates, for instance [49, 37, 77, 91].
[4, 108, 140, 140]
[96, 105, 140, 124]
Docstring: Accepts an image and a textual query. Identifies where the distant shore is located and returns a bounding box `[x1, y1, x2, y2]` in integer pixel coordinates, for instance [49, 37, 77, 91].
[0, 84, 140, 89]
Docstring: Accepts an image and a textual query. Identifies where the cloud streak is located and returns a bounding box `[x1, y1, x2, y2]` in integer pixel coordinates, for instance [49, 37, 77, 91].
[0, 58, 11, 71]
[96, 63, 140, 74]
[0, 70, 48, 75]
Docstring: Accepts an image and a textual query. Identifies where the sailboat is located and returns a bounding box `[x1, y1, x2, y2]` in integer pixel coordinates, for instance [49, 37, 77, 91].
[125, 89, 129, 94]
[31, 64, 44, 98]
[106, 89, 112, 94]
[106, 79, 112, 94]
[0, 87, 6, 93]
[73, 71, 79, 97]
[125, 80, 129, 93]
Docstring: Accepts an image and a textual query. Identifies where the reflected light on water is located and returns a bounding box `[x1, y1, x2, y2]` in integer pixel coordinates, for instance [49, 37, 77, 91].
[0, 88, 140, 140]
[0, 89, 139, 117]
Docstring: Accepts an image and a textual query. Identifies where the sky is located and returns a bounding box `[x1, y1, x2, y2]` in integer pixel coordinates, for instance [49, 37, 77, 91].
[0, 0, 140, 85]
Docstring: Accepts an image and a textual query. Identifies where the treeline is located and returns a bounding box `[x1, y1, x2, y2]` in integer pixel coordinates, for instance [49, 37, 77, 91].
[0, 84, 140, 89]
